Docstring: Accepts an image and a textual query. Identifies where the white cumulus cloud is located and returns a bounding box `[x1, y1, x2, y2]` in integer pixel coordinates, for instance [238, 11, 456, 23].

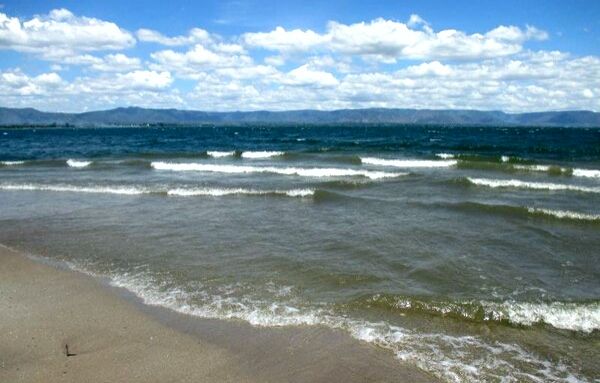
[244, 17, 548, 62]
[0, 8, 135, 58]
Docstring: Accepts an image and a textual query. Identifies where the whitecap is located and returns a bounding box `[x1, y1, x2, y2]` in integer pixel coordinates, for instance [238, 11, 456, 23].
[167, 187, 314, 197]
[526, 207, 600, 222]
[572, 168, 600, 178]
[66, 159, 92, 168]
[361, 157, 457, 168]
[0, 183, 146, 195]
[207, 151, 236, 158]
[466, 177, 600, 193]
[1, 160, 25, 166]
[151, 161, 405, 180]
[241, 151, 284, 159]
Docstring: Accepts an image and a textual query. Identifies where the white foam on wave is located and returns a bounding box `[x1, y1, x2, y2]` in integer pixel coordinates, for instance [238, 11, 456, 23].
[63, 262, 588, 383]
[501, 155, 510, 163]
[0, 183, 146, 195]
[527, 207, 600, 222]
[572, 168, 600, 178]
[241, 151, 284, 159]
[1, 160, 25, 165]
[510, 164, 600, 178]
[361, 157, 457, 168]
[493, 301, 600, 333]
[167, 187, 314, 197]
[207, 151, 236, 158]
[467, 177, 600, 193]
[0, 183, 315, 198]
[66, 159, 92, 168]
[513, 164, 554, 172]
[436, 153, 455, 159]
[151, 161, 405, 180]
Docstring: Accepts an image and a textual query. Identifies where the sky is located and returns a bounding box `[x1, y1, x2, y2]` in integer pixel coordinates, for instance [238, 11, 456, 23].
[0, 0, 599, 113]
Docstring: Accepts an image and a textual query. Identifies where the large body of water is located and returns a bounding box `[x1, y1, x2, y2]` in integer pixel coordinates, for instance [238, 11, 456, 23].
[1, 125, 599, 382]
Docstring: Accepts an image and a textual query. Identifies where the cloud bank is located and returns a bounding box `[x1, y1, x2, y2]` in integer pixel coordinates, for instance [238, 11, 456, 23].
[0, 9, 597, 112]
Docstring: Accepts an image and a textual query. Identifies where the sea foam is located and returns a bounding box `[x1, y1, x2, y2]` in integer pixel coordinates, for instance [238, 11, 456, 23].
[361, 157, 457, 168]
[151, 161, 405, 180]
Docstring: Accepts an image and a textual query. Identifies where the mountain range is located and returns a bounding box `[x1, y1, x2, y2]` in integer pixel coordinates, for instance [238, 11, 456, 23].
[1, 107, 599, 127]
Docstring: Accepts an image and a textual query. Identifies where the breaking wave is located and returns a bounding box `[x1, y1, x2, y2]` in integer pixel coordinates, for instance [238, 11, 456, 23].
[434, 201, 600, 224]
[0, 183, 314, 198]
[355, 294, 600, 333]
[0, 160, 25, 166]
[151, 161, 405, 180]
[62, 262, 589, 383]
[241, 151, 285, 159]
[466, 177, 600, 194]
[0, 183, 147, 195]
[207, 151, 236, 158]
[66, 159, 92, 168]
[361, 157, 457, 168]
[167, 187, 314, 197]
[526, 207, 600, 222]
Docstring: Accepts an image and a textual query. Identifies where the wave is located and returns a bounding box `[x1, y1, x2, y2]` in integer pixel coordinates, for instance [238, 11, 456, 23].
[167, 187, 314, 197]
[352, 294, 600, 333]
[435, 201, 600, 224]
[0, 160, 26, 166]
[466, 177, 600, 193]
[0, 183, 147, 195]
[435, 153, 455, 159]
[151, 162, 405, 180]
[62, 262, 588, 383]
[0, 183, 315, 198]
[66, 159, 92, 168]
[361, 157, 457, 168]
[572, 168, 600, 178]
[526, 207, 600, 221]
[453, 156, 600, 178]
[241, 151, 284, 159]
[512, 164, 600, 178]
[207, 151, 236, 158]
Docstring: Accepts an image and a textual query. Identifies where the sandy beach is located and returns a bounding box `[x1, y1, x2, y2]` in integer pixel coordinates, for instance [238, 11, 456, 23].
[0, 245, 438, 383]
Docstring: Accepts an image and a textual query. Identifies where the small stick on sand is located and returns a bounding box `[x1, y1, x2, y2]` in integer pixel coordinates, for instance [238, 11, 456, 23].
[65, 344, 76, 357]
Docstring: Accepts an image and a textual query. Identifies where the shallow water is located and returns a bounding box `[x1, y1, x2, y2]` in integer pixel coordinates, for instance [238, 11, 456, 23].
[1, 125, 599, 382]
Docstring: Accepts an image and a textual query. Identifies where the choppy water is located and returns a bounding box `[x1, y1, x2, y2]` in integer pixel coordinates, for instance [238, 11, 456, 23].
[1, 125, 599, 382]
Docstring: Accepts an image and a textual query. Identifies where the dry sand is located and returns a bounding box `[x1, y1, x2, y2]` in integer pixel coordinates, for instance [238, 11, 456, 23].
[0, 245, 438, 382]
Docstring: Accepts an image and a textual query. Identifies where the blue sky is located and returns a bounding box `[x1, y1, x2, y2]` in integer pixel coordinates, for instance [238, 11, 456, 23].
[1, 0, 599, 112]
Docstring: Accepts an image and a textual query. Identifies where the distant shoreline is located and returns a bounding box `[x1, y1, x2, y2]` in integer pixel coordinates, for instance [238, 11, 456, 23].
[1, 106, 599, 127]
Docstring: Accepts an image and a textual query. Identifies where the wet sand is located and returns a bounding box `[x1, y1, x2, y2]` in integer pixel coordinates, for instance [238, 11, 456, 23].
[0, 245, 438, 383]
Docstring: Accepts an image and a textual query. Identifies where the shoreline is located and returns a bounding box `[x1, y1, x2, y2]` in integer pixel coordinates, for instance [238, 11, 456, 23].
[0, 244, 438, 383]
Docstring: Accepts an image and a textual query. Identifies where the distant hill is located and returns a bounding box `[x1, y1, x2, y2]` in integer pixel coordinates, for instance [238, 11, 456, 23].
[0, 107, 599, 127]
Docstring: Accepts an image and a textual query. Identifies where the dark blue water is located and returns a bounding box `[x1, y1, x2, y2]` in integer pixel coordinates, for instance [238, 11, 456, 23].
[1, 125, 599, 382]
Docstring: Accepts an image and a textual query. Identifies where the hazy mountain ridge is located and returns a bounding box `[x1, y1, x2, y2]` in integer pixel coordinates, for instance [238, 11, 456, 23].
[1, 107, 599, 127]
